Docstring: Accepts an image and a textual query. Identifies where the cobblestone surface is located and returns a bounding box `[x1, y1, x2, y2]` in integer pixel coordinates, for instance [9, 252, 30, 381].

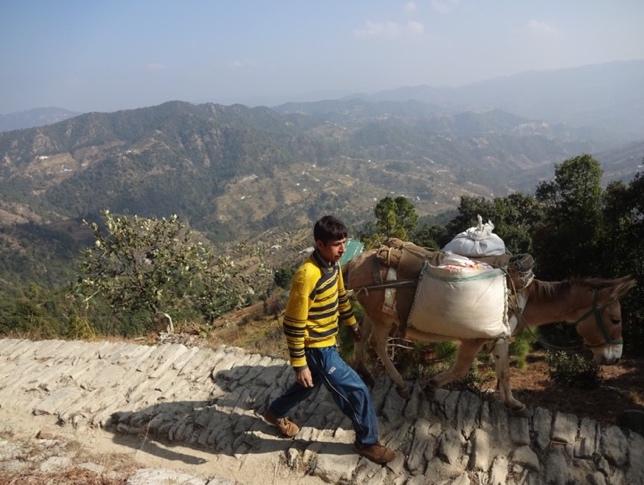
[1, 338, 643, 484]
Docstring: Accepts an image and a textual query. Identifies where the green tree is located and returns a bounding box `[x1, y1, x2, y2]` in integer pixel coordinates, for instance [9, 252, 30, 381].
[411, 223, 446, 250]
[602, 174, 644, 276]
[373, 196, 418, 240]
[534, 154, 604, 279]
[273, 265, 296, 290]
[601, 173, 644, 355]
[491, 193, 544, 254]
[75, 210, 262, 332]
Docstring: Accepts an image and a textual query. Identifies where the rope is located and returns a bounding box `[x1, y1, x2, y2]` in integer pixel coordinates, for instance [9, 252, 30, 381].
[509, 253, 535, 273]
[353, 279, 417, 296]
[505, 268, 532, 337]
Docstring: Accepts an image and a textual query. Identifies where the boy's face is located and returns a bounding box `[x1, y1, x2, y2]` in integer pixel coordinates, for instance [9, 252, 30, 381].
[316, 238, 346, 264]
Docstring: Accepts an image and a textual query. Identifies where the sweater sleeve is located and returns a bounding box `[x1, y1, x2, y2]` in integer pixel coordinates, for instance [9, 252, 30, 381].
[337, 266, 357, 328]
[282, 265, 314, 368]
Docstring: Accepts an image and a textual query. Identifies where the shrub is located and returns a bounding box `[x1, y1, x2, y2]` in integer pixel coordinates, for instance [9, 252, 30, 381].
[433, 341, 458, 361]
[390, 341, 459, 382]
[546, 350, 600, 389]
[67, 314, 96, 339]
[509, 330, 537, 369]
[76, 211, 269, 333]
[274, 266, 295, 289]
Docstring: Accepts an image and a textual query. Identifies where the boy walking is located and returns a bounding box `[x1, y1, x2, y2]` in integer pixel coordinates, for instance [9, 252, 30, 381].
[263, 215, 395, 464]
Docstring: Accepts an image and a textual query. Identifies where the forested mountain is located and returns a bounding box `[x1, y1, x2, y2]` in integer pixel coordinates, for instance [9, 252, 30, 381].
[277, 98, 587, 139]
[0, 107, 79, 133]
[0, 99, 641, 286]
[0, 100, 602, 233]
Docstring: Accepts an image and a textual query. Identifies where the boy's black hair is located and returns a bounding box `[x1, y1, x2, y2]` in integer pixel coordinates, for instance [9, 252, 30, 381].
[314, 215, 348, 244]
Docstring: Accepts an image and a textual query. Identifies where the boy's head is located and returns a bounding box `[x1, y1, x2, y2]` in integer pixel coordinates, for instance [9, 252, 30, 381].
[314, 215, 347, 264]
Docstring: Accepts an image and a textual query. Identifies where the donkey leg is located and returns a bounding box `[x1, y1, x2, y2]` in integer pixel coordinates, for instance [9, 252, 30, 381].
[492, 339, 525, 412]
[371, 319, 409, 398]
[430, 339, 486, 388]
[352, 316, 375, 387]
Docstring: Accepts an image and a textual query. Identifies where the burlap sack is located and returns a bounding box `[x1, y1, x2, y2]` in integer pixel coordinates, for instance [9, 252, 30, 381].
[442, 216, 506, 257]
[407, 260, 509, 339]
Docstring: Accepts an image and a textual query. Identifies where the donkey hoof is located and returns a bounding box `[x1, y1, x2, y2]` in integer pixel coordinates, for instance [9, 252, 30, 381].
[396, 385, 411, 399]
[508, 403, 528, 416]
[419, 379, 437, 395]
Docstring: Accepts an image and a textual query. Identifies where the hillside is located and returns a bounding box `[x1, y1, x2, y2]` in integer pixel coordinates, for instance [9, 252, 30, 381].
[596, 141, 644, 182]
[0, 98, 641, 285]
[0, 100, 604, 229]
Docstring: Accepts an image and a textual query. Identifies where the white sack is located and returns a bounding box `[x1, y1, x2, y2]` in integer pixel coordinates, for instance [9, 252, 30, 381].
[407, 258, 509, 339]
[443, 214, 506, 256]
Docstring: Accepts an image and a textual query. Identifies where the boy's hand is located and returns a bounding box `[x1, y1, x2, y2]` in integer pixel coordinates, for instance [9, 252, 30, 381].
[350, 325, 361, 342]
[296, 367, 314, 388]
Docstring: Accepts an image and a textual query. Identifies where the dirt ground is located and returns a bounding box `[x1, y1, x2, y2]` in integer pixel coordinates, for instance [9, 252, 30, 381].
[504, 353, 644, 425]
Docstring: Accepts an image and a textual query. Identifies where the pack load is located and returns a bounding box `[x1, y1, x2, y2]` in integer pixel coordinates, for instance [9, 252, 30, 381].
[375, 238, 441, 277]
[407, 252, 510, 339]
[443, 215, 509, 267]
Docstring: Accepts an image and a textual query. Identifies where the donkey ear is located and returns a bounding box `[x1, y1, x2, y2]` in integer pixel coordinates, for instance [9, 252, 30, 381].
[610, 276, 637, 299]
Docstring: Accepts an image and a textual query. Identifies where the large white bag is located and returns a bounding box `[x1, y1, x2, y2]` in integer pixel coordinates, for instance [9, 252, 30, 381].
[407, 255, 509, 339]
[443, 214, 506, 256]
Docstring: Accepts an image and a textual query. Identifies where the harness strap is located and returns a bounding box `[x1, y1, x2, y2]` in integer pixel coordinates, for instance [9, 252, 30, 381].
[385, 246, 394, 266]
[570, 289, 622, 347]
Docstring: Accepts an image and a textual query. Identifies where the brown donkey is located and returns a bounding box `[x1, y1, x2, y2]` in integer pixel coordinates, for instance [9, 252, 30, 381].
[345, 249, 636, 411]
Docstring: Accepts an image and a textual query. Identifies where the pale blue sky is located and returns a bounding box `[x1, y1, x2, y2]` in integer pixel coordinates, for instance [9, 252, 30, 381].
[2, 0, 644, 113]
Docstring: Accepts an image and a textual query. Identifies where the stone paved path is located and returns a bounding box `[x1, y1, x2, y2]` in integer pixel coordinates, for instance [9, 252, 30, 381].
[1, 338, 643, 484]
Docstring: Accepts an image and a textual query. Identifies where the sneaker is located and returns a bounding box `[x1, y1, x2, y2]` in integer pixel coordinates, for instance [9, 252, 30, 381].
[262, 410, 300, 438]
[354, 442, 396, 464]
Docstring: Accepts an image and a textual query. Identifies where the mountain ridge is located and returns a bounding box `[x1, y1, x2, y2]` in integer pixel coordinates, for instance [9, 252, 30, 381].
[0, 99, 603, 228]
[0, 107, 79, 133]
[359, 59, 644, 143]
[0, 97, 641, 285]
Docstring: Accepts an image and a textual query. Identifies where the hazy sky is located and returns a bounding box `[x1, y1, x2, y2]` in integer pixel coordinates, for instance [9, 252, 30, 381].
[2, 0, 644, 113]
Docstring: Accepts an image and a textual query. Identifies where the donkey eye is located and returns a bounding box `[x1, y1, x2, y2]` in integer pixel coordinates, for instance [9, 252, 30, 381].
[611, 319, 621, 325]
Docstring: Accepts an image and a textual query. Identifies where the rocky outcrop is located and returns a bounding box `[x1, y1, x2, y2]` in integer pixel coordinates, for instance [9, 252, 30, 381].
[1, 338, 643, 484]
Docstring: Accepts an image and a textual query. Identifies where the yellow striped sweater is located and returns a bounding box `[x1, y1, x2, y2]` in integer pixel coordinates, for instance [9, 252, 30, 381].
[282, 250, 357, 367]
